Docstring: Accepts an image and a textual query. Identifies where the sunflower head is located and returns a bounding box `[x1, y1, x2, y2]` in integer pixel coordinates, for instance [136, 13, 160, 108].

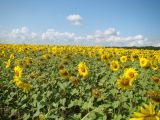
[59, 69, 70, 79]
[131, 54, 139, 62]
[69, 76, 80, 86]
[110, 60, 120, 72]
[120, 56, 128, 63]
[147, 91, 160, 104]
[14, 66, 23, 78]
[77, 62, 88, 77]
[18, 81, 32, 92]
[5, 59, 11, 68]
[124, 68, 138, 80]
[150, 63, 159, 71]
[91, 88, 101, 98]
[10, 54, 15, 59]
[139, 57, 150, 68]
[43, 54, 51, 60]
[101, 54, 108, 61]
[151, 76, 160, 84]
[117, 76, 134, 90]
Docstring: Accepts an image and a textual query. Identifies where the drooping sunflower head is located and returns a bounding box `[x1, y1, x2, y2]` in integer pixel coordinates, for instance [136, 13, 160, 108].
[147, 91, 160, 104]
[59, 68, 70, 79]
[77, 62, 88, 77]
[151, 76, 160, 84]
[131, 54, 139, 62]
[18, 81, 32, 92]
[130, 102, 159, 120]
[14, 66, 23, 78]
[91, 88, 101, 98]
[117, 76, 134, 90]
[139, 57, 150, 68]
[69, 76, 80, 86]
[124, 68, 138, 80]
[110, 60, 120, 72]
[120, 56, 128, 63]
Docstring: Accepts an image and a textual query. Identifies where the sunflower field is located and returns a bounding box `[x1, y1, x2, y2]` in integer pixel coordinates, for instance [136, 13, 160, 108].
[0, 44, 160, 120]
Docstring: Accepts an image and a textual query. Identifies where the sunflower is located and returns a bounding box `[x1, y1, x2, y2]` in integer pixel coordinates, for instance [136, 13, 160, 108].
[130, 102, 160, 120]
[117, 76, 134, 90]
[147, 91, 160, 104]
[14, 66, 23, 78]
[91, 88, 101, 98]
[59, 68, 70, 78]
[124, 68, 138, 80]
[110, 60, 120, 72]
[13, 76, 21, 84]
[69, 76, 80, 86]
[139, 57, 150, 68]
[120, 56, 128, 63]
[43, 54, 51, 60]
[101, 54, 108, 61]
[131, 54, 139, 62]
[151, 76, 160, 84]
[10, 54, 15, 59]
[14, 77, 23, 87]
[39, 113, 46, 120]
[151, 63, 159, 71]
[77, 62, 88, 77]
[5, 59, 11, 68]
[19, 81, 32, 92]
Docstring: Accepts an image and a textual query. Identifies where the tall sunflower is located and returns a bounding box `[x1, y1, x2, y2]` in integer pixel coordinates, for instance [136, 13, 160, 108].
[117, 76, 134, 90]
[130, 102, 160, 120]
[110, 60, 120, 72]
[77, 62, 88, 77]
[124, 68, 138, 80]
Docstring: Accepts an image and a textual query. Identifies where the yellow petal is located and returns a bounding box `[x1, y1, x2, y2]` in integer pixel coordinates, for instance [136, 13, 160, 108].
[133, 112, 145, 117]
[140, 107, 149, 115]
[129, 118, 144, 120]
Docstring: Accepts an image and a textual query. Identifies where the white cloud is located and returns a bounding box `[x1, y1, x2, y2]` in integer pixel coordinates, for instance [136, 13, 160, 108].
[96, 28, 119, 36]
[8, 26, 40, 42]
[86, 28, 146, 46]
[66, 14, 82, 26]
[0, 26, 159, 46]
[42, 29, 77, 43]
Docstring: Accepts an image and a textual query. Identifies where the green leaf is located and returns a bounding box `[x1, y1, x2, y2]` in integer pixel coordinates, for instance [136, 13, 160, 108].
[9, 109, 17, 118]
[33, 109, 40, 118]
[113, 114, 122, 120]
[60, 98, 66, 106]
[112, 101, 120, 108]
[23, 113, 30, 120]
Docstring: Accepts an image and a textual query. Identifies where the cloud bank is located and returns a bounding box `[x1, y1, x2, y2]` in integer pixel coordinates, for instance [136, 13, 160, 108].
[0, 26, 159, 46]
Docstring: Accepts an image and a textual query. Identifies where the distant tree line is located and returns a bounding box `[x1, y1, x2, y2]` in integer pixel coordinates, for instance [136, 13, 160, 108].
[105, 46, 160, 50]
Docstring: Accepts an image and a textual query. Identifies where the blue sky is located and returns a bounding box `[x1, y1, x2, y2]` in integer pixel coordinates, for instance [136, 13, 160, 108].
[0, 0, 160, 46]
